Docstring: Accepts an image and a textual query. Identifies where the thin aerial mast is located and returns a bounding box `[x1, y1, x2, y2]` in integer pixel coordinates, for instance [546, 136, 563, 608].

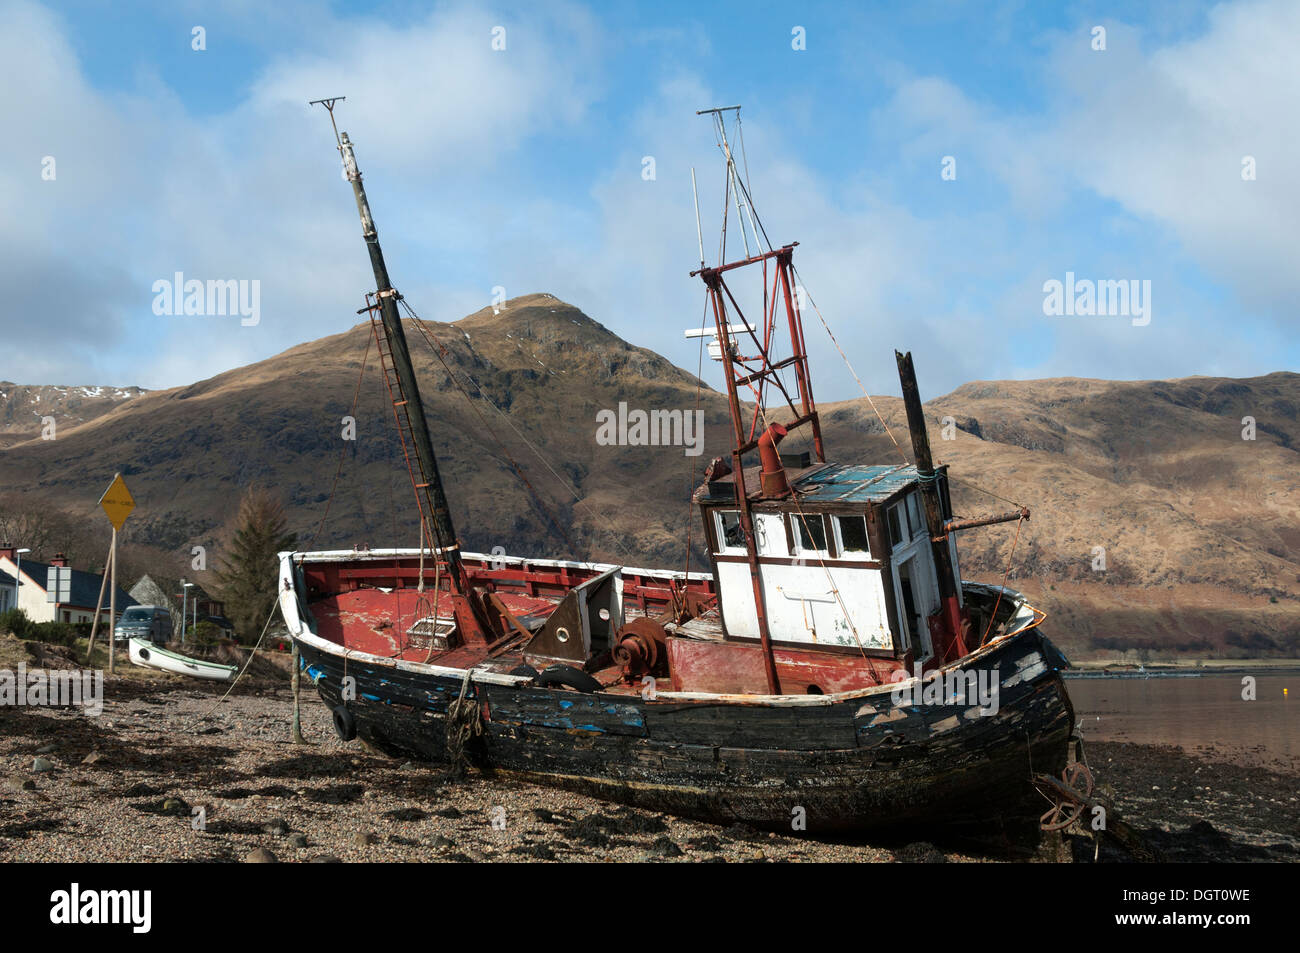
[696, 106, 766, 260]
[690, 167, 705, 271]
[687, 105, 828, 693]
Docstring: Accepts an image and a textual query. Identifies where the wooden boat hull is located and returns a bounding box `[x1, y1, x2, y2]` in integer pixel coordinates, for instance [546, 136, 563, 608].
[290, 601, 1073, 833]
[128, 637, 238, 682]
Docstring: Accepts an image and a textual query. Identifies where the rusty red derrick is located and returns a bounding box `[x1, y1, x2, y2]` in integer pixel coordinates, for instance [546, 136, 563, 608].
[693, 243, 826, 694]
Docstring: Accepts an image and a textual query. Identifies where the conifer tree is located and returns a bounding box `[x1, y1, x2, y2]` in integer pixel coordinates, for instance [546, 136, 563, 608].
[215, 488, 296, 642]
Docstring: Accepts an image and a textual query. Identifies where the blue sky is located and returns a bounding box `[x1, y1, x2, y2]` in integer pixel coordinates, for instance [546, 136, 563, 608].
[2, 0, 1297, 401]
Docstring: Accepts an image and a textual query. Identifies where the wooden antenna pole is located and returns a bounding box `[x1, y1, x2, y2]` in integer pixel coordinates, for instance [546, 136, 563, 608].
[107, 528, 116, 675]
[83, 538, 114, 664]
[895, 350, 967, 660]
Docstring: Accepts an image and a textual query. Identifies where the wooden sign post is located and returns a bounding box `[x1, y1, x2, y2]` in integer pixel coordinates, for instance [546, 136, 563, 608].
[97, 473, 135, 675]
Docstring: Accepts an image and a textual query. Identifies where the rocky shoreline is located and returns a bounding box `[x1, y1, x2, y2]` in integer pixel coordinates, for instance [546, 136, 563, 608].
[2, 671, 1296, 863]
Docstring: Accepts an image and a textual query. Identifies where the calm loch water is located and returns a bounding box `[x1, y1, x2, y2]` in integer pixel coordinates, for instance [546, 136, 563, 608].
[1066, 674, 1299, 771]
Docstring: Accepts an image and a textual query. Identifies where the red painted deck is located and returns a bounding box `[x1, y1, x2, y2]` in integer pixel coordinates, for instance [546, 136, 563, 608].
[312, 586, 556, 665]
[303, 556, 909, 695]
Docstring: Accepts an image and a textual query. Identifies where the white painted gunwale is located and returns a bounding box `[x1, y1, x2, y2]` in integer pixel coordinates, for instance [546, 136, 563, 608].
[277, 550, 1047, 709]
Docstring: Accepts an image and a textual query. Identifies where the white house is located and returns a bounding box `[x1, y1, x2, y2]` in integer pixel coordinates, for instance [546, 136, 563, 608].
[0, 547, 135, 624]
[0, 569, 14, 614]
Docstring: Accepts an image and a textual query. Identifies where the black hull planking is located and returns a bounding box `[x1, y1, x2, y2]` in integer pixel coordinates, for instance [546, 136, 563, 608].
[296, 629, 1074, 834]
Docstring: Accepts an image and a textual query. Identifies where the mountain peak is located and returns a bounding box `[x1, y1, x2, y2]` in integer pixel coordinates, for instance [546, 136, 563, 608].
[455, 294, 607, 334]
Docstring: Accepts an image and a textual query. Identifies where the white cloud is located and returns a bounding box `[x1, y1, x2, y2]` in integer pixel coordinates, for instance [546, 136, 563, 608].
[1042, 2, 1300, 322]
[248, 4, 600, 172]
[0, 0, 602, 389]
[0, 0, 1293, 404]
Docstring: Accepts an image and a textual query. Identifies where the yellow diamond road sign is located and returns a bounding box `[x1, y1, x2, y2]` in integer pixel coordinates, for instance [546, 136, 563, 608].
[99, 473, 135, 531]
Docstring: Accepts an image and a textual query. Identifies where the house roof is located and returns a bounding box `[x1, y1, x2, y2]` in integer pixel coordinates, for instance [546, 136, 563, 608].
[0, 569, 14, 588]
[130, 574, 177, 610]
[16, 559, 136, 611]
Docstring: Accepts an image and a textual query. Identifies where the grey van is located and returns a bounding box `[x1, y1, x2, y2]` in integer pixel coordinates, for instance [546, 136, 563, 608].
[115, 605, 175, 645]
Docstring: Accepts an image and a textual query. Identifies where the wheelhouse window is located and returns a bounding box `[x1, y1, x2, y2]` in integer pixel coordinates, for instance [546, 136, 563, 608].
[714, 509, 746, 553]
[888, 492, 926, 550]
[752, 513, 787, 556]
[833, 515, 870, 557]
[790, 512, 828, 555]
[906, 492, 925, 536]
[887, 502, 909, 548]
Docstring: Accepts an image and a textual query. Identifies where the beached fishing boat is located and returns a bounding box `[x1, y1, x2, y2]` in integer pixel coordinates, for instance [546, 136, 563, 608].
[279, 101, 1078, 835]
[128, 637, 237, 682]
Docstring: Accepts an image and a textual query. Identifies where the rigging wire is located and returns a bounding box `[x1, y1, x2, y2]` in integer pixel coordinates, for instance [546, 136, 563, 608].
[788, 263, 910, 467]
[714, 110, 774, 256]
[398, 298, 641, 566]
[681, 296, 712, 584]
[755, 403, 880, 672]
[380, 368, 408, 659]
[699, 120, 1034, 661]
[788, 270, 1032, 654]
[400, 300, 582, 555]
[307, 328, 373, 550]
[978, 513, 1026, 647]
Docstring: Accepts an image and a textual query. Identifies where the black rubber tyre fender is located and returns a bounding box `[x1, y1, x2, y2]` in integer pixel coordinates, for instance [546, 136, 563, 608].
[534, 664, 602, 693]
[508, 664, 540, 679]
[332, 704, 357, 741]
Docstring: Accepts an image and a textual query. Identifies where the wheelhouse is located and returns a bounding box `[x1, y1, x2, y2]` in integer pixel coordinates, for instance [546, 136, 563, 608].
[696, 460, 963, 667]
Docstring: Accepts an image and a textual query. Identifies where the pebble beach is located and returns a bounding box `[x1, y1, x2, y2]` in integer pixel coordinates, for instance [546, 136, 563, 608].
[3, 642, 1297, 863]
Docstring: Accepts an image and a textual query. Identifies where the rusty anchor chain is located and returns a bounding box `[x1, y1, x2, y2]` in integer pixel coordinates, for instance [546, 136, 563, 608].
[1035, 762, 1095, 831]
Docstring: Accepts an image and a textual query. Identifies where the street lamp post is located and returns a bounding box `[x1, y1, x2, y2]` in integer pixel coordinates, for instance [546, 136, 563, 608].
[182, 582, 194, 644]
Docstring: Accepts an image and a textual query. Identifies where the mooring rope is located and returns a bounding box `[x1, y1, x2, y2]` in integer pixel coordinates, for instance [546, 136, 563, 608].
[443, 668, 483, 777]
[181, 601, 280, 732]
[977, 512, 1026, 647]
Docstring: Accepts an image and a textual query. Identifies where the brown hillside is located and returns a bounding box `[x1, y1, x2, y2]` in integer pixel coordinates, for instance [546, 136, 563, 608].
[798, 372, 1299, 659]
[0, 296, 1294, 660]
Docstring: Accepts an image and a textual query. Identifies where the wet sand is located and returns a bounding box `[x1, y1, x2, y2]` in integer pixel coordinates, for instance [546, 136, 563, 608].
[1068, 674, 1299, 772]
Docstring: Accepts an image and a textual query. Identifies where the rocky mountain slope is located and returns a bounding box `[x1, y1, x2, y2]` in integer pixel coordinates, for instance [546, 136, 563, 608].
[0, 295, 1294, 659]
[0, 382, 145, 449]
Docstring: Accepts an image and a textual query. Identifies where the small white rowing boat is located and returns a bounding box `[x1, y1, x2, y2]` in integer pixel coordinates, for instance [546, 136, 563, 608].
[128, 637, 238, 682]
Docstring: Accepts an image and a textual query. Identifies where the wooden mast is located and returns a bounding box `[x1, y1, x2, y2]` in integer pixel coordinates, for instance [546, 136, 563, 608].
[312, 98, 488, 640]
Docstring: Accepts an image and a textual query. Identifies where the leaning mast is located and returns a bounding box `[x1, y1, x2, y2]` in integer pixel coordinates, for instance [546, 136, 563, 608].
[310, 98, 480, 627]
